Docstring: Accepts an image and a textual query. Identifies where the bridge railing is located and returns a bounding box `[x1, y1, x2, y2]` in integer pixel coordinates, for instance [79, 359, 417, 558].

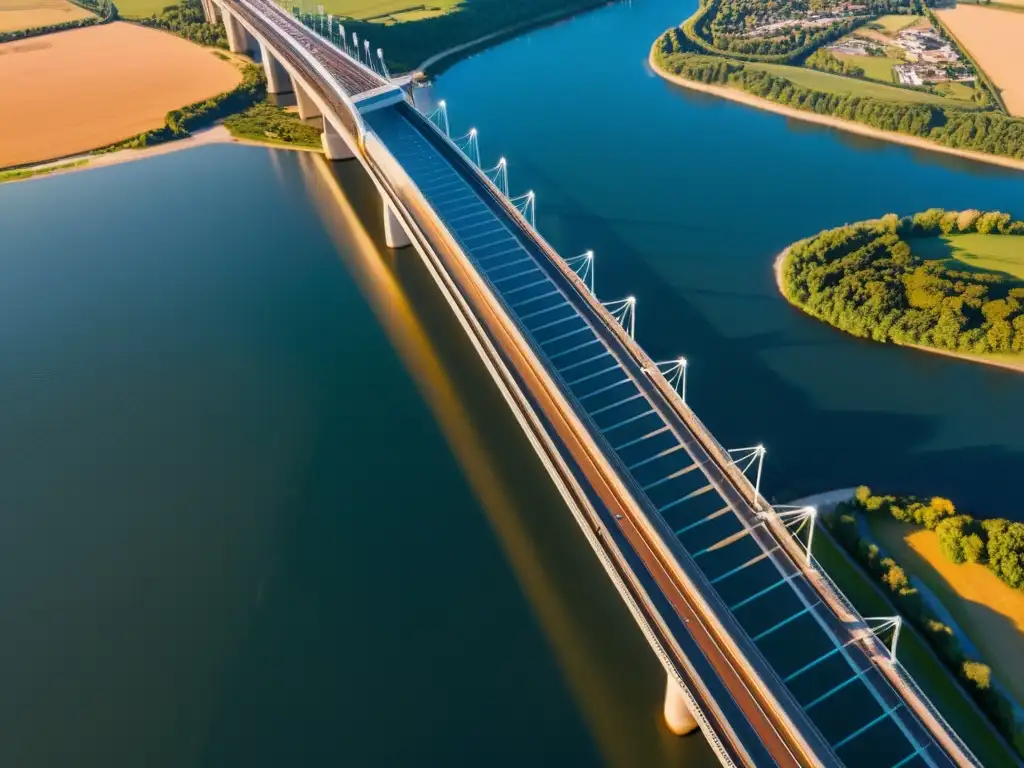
[282, 3, 391, 86]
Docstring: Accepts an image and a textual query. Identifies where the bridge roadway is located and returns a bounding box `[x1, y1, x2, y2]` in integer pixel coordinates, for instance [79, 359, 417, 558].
[218, 4, 977, 765]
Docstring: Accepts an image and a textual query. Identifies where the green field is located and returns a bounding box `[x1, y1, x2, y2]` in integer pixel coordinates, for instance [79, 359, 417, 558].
[834, 52, 901, 83]
[865, 13, 920, 33]
[913, 233, 1024, 280]
[291, 0, 461, 23]
[744, 61, 962, 106]
[114, 0, 176, 17]
[813, 526, 1019, 767]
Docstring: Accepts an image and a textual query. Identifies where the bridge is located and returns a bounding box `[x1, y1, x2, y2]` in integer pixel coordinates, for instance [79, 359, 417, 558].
[198, 2, 981, 764]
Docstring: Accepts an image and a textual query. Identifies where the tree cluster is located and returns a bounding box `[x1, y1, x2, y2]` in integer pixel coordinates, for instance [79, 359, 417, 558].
[827, 495, 1022, 748]
[781, 210, 1024, 356]
[140, 0, 227, 48]
[223, 101, 322, 147]
[853, 486, 1024, 589]
[805, 48, 864, 77]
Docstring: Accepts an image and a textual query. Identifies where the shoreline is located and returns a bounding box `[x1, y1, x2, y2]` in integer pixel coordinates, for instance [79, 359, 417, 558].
[1, 125, 320, 185]
[649, 49, 1024, 175]
[408, 0, 611, 76]
[772, 249, 1024, 375]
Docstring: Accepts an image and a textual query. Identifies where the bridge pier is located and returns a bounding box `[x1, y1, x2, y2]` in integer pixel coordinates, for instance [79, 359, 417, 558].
[294, 81, 321, 121]
[383, 201, 411, 249]
[222, 9, 255, 54]
[200, 0, 215, 23]
[259, 41, 293, 95]
[321, 117, 355, 161]
[663, 675, 698, 736]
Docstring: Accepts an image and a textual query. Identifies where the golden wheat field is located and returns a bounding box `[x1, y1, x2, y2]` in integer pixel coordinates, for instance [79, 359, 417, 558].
[0, 23, 242, 168]
[0, 0, 94, 33]
[936, 4, 1024, 116]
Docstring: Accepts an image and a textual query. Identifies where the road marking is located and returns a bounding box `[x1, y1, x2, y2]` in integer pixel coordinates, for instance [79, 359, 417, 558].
[538, 325, 591, 348]
[600, 409, 655, 435]
[555, 350, 611, 374]
[642, 464, 701, 492]
[503, 277, 552, 297]
[492, 267, 541, 286]
[752, 605, 813, 643]
[613, 426, 670, 451]
[529, 313, 582, 334]
[675, 505, 732, 535]
[832, 705, 901, 750]
[509, 289, 561, 312]
[577, 377, 631, 403]
[565, 362, 621, 386]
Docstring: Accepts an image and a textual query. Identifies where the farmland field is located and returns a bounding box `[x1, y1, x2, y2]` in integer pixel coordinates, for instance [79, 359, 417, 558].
[866, 13, 919, 33]
[0, 22, 241, 167]
[745, 61, 965, 105]
[867, 514, 1024, 707]
[0, 0, 93, 32]
[936, 4, 1024, 116]
[113, 0, 181, 17]
[291, 0, 462, 22]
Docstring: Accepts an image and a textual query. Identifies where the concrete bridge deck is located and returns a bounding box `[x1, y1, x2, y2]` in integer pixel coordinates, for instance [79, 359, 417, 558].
[204, 2, 983, 763]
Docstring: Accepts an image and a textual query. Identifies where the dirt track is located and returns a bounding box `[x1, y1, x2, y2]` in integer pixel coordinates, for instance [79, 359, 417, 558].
[0, 22, 241, 167]
[936, 4, 1024, 117]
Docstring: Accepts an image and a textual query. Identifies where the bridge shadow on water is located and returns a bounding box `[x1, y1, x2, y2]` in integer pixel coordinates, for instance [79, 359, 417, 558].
[518, 159, 1024, 518]
[195, 151, 717, 768]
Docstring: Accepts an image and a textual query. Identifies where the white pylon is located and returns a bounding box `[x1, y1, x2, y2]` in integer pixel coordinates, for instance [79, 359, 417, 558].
[864, 616, 903, 661]
[510, 190, 535, 228]
[564, 250, 594, 294]
[454, 128, 480, 167]
[485, 157, 508, 197]
[427, 100, 450, 136]
[727, 444, 766, 502]
[766, 505, 817, 565]
[377, 48, 390, 79]
[601, 296, 635, 339]
[654, 357, 687, 404]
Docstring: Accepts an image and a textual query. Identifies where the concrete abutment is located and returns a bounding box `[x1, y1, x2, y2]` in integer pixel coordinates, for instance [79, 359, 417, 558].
[222, 8, 256, 54]
[383, 202, 411, 249]
[259, 41, 293, 94]
[663, 674, 698, 736]
[321, 117, 356, 161]
[294, 81, 322, 120]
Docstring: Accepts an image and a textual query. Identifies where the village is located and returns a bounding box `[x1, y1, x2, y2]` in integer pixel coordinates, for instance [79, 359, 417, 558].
[828, 20, 974, 86]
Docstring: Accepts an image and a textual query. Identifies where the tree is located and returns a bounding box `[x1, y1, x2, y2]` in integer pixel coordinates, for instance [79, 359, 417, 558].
[962, 660, 992, 691]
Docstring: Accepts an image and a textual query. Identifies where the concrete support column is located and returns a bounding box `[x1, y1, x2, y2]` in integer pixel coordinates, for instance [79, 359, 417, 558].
[663, 675, 698, 736]
[321, 117, 355, 161]
[200, 0, 215, 23]
[294, 81, 321, 121]
[223, 9, 254, 54]
[383, 202, 411, 249]
[259, 41, 293, 95]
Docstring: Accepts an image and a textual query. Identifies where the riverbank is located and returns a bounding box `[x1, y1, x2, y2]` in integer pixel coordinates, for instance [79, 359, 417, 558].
[772, 247, 1024, 375]
[0, 125, 320, 185]
[410, 0, 610, 76]
[649, 49, 1024, 175]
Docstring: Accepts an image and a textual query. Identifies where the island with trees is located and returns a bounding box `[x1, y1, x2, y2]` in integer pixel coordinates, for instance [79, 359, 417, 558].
[650, 0, 1024, 167]
[777, 209, 1024, 369]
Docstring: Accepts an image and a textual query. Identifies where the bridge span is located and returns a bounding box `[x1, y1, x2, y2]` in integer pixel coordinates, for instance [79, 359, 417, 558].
[199, 3, 982, 764]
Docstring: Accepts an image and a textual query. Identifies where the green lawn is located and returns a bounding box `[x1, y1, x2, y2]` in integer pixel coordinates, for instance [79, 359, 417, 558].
[813, 526, 1019, 767]
[834, 52, 902, 84]
[864, 13, 920, 33]
[913, 233, 1024, 280]
[291, 0, 462, 22]
[744, 61, 960, 106]
[114, 0, 175, 17]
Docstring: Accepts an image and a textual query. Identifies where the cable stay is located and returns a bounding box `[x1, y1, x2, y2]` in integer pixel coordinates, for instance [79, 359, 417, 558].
[601, 296, 636, 339]
[426, 100, 450, 137]
[376, 48, 391, 79]
[652, 357, 688, 404]
[484, 157, 508, 197]
[564, 250, 594, 295]
[761, 505, 817, 564]
[509, 190, 535, 228]
[726, 444, 766, 503]
[863, 616, 903, 661]
[338, 23, 347, 53]
[453, 128, 480, 168]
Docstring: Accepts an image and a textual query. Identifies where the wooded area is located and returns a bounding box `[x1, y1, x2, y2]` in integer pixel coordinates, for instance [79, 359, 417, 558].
[779, 209, 1024, 356]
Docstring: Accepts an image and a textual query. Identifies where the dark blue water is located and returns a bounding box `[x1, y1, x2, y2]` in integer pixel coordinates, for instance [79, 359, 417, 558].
[0, 147, 709, 767]
[421, 0, 1024, 518]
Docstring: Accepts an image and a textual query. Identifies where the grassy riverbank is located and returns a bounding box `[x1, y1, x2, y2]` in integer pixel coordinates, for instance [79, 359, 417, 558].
[651, 13, 1024, 168]
[775, 211, 1024, 373]
[811, 525, 1019, 767]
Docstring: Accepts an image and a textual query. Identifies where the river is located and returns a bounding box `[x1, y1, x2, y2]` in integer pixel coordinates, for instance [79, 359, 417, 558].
[1, 0, 1022, 766]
